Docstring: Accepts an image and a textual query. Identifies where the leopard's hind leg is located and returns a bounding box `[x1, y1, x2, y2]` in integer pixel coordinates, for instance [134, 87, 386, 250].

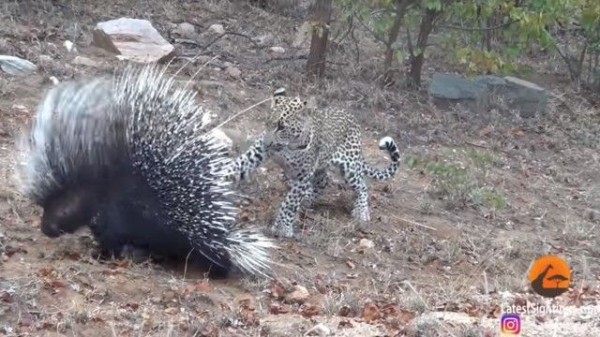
[302, 168, 329, 207]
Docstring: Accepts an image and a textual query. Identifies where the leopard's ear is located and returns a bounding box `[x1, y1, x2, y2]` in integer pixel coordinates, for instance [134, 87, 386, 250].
[273, 87, 286, 97]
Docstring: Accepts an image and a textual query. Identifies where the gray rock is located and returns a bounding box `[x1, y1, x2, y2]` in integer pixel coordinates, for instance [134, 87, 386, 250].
[173, 22, 196, 39]
[429, 73, 548, 118]
[429, 73, 489, 110]
[209, 24, 225, 35]
[92, 18, 175, 63]
[502, 76, 548, 118]
[0, 55, 37, 76]
[474, 75, 506, 89]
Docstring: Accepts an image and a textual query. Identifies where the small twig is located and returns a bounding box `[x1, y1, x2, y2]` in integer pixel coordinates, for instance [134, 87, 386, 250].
[265, 55, 348, 66]
[440, 19, 516, 32]
[390, 214, 437, 231]
[465, 140, 490, 149]
[403, 280, 430, 310]
[211, 97, 272, 132]
[182, 248, 194, 281]
[265, 55, 307, 63]
[482, 271, 489, 294]
[204, 31, 260, 50]
[176, 31, 261, 52]
[354, 14, 387, 45]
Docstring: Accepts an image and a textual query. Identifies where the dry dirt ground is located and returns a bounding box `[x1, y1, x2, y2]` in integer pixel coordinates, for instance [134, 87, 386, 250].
[1, 1, 600, 336]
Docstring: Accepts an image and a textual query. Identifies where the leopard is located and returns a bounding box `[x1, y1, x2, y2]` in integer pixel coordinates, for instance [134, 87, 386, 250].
[227, 88, 401, 238]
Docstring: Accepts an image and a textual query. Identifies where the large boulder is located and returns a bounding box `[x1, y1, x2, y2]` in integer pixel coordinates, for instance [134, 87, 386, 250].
[429, 73, 549, 118]
[501, 76, 549, 118]
[92, 18, 175, 63]
[429, 73, 489, 111]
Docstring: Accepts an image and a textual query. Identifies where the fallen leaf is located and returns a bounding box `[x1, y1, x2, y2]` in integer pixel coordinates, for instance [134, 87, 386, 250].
[362, 302, 380, 323]
[194, 281, 212, 293]
[1, 291, 15, 303]
[46, 280, 66, 289]
[123, 303, 140, 311]
[4, 245, 27, 257]
[270, 281, 285, 299]
[285, 285, 309, 304]
[300, 302, 321, 318]
[38, 267, 55, 277]
[269, 302, 290, 314]
[479, 125, 493, 137]
[164, 307, 178, 315]
[338, 319, 353, 328]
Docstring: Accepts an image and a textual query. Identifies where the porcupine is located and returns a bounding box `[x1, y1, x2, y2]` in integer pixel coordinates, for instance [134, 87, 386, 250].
[14, 65, 275, 278]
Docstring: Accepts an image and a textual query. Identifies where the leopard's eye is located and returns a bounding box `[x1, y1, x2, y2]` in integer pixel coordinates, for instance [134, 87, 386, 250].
[276, 121, 284, 131]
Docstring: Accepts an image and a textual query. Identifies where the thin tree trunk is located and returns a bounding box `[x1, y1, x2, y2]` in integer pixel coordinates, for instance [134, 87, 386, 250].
[407, 8, 441, 88]
[382, 0, 414, 86]
[306, 0, 333, 78]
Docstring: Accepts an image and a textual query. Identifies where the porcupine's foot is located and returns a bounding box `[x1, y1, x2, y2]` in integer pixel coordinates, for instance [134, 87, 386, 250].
[92, 243, 152, 264]
[120, 244, 156, 263]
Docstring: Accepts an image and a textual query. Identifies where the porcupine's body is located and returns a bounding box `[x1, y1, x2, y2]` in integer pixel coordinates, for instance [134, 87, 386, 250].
[15, 65, 274, 278]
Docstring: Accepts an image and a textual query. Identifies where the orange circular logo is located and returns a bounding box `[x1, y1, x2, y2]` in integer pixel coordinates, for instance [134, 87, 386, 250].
[528, 255, 571, 298]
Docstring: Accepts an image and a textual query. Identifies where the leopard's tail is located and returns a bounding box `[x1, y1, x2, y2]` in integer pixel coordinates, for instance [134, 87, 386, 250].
[361, 136, 401, 180]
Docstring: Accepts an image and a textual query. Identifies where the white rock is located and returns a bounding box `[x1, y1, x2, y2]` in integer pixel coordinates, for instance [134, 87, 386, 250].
[71, 56, 99, 68]
[305, 323, 331, 336]
[359, 238, 375, 249]
[270, 46, 285, 54]
[209, 24, 225, 35]
[0, 55, 37, 75]
[63, 40, 77, 53]
[92, 18, 175, 63]
[48, 76, 60, 85]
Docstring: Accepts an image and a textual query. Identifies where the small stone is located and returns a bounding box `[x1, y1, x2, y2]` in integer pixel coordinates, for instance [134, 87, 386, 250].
[359, 238, 375, 249]
[255, 33, 274, 46]
[226, 66, 241, 79]
[63, 40, 77, 53]
[92, 17, 175, 64]
[0, 55, 37, 75]
[285, 285, 310, 304]
[164, 307, 178, 315]
[71, 56, 99, 68]
[174, 22, 196, 39]
[305, 323, 331, 336]
[209, 24, 225, 35]
[270, 46, 285, 54]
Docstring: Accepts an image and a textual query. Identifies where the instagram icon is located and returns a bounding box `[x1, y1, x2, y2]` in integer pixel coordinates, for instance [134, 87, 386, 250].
[500, 313, 521, 335]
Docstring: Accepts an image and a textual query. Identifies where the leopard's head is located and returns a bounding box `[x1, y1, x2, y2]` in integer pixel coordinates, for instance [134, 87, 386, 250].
[266, 88, 308, 148]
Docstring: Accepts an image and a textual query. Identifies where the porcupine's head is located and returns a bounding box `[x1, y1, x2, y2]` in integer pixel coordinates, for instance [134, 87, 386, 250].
[15, 78, 127, 238]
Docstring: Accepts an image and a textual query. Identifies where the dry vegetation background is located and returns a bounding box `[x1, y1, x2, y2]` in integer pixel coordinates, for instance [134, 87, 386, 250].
[0, 0, 599, 336]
